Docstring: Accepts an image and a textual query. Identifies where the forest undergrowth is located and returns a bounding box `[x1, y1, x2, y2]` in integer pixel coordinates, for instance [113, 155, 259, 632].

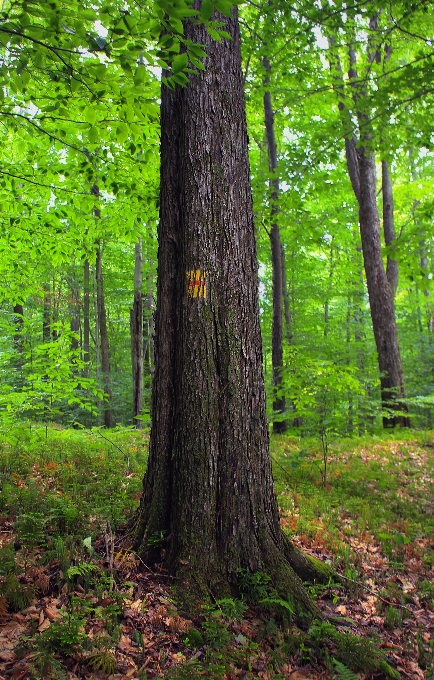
[0, 425, 433, 679]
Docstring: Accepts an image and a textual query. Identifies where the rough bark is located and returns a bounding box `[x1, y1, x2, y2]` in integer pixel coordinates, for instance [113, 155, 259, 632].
[381, 160, 399, 298]
[133, 5, 325, 624]
[130, 240, 144, 429]
[96, 242, 114, 429]
[83, 259, 90, 376]
[263, 55, 286, 434]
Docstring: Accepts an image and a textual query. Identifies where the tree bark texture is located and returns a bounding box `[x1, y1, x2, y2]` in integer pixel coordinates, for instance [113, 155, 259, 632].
[263, 56, 286, 434]
[130, 240, 144, 429]
[381, 160, 399, 298]
[133, 6, 325, 622]
[96, 243, 114, 428]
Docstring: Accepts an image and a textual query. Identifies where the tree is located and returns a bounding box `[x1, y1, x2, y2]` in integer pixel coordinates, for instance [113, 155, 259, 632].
[328, 21, 410, 427]
[263, 54, 287, 434]
[96, 241, 114, 428]
[130, 239, 144, 428]
[132, 3, 328, 621]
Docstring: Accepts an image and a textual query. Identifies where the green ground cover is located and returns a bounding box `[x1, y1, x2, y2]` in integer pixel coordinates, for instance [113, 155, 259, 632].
[0, 425, 433, 679]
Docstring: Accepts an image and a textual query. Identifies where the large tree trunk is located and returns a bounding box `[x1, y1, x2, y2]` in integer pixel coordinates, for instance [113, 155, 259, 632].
[96, 242, 114, 428]
[133, 5, 326, 622]
[130, 240, 144, 429]
[381, 160, 399, 298]
[263, 56, 286, 434]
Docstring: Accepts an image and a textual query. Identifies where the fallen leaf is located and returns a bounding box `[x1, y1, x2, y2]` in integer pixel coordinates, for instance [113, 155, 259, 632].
[38, 618, 51, 632]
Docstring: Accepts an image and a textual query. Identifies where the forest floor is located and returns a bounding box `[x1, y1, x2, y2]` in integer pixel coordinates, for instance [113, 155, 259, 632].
[0, 426, 433, 680]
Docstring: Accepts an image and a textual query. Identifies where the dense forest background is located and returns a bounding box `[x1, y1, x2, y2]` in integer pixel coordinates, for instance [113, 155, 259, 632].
[1, 0, 433, 437]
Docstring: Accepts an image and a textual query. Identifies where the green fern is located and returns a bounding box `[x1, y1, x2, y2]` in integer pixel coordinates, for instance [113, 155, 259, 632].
[1, 574, 35, 611]
[259, 597, 294, 621]
[333, 658, 359, 680]
[66, 562, 99, 579]
[86, 649, 117, 674]
[217, 598, 247, 620]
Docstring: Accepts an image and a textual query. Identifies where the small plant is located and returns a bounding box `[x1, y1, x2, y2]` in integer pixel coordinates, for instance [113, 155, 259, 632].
[216, 597, 247, 620]
[53, 536, 70, 575]
[238, 568, 271, 603]
[86, 649, 117, 674]
[333, 658, 359, 680]
[258, 596, 294, 625]
[66, 560, 99, 591]
[147, 529, 167, 548]
[419, 578, 434, 605]
[0, 545, 16, 574]
[14, 511, 47, 546]
[182, 627, 204, 648]
[384, 605, 402, 630]
[29, 646, 66, 680]
[0, 574, 35, 612]
[201, 606, 231, 650]
[38, 611, 86, 655]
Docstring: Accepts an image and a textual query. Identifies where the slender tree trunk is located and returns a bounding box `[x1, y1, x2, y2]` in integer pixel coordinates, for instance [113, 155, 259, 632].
[346, 297, 354, 433]
[69, 281, 80, 377]
[381, 160, 398, 298]
[357, 149, 409, 427]
[144, 277, 155, 372]
[281, 245, 292, 344]
[13, 303, 24, 366]
[263, 55, 286, 434]
[133, 4, 327, 621]
[43, 284, 51, 342]
[96, 242, 114, 428]
[130, 240, 144, 429]
[329, 37, 409, 427]
[143, 275, 155, 408]
[83, 259, 90, 377]
[52, 277, 59, 341]
[324, 241, 333, 337]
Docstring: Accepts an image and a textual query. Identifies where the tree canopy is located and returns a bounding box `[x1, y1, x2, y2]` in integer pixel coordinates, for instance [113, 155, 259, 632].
[0, 0, 432, 434]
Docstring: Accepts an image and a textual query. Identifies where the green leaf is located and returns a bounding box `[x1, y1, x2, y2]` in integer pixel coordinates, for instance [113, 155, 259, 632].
[200, 0, 214, 21]
[84, 107, 97, 125]
[88, 126, 99, 144]
[172, 52, 188, 74]
[133, 64, 147, 85]
[215, 0, 233, 17]
[79, 8, 97, 21]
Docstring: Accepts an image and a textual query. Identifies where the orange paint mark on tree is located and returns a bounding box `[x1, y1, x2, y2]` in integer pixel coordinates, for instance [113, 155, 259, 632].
[186, 270, 207, 298]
